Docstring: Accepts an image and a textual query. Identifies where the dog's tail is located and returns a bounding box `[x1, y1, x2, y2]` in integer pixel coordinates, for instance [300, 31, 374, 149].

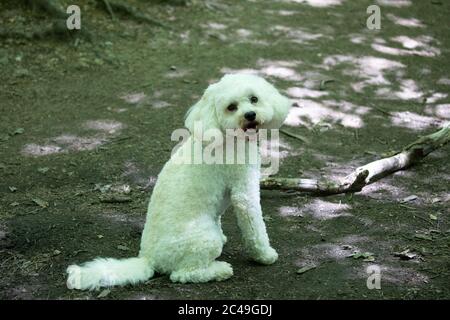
[66, 257, 154, 290]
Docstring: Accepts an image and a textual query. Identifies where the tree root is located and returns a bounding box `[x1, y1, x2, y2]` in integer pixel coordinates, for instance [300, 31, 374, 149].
[25, 0, 66, 18]
[95, 0, 171, 29]
[261, 123, 450, 196]
[0, 20, 90, 41]
[1, 0, 169, 41]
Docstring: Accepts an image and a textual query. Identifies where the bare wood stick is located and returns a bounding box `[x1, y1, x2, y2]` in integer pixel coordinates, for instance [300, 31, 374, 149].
[261, 123, 450, 196]
[280, 128, 310, 144]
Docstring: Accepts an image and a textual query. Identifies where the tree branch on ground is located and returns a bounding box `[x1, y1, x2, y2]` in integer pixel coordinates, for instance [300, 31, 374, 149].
[261, 123, 450, 196]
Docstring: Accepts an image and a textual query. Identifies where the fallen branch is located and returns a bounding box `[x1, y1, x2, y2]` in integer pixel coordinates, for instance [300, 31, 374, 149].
[261, 123, 450, 196]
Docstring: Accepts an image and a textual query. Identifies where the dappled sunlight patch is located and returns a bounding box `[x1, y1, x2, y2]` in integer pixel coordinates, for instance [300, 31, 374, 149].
[352, 56, 405, 87]
[386, 14, 425, 28]
[280, 0, 344, 7]
[321, 159, 368, 181]
[360, 180, 410, 201]
[325, 100, 370, 116]
[235, 28, 253, 39]
[425, 104, 450, 119]
[437, 78, 450, 86]
[425, 93, 448, 104]
[52, 135, 106, 152]
[393, 79, 423, 100]
[323, 55, 405, 92]
[265, 9, 298, 16]
[202, 22, 228, 30]
[302, 0, 343, 7]
[376, 0, 411, 7]
[261, 65, 302, 81]
[349, 34, 367, 44]
[302, 199, 352, 220]
[278, 206, 303, 217]
[390, 111, 442, 130]
[222, 59, 303, 82]
[83, 120, 124, 134]
[258, 59, 303, 81]
[376, 79, 424, 101]
[123, 90, 175, 109]
[270, 25, 323, 45]
[22, 143, 63, 156]
[372, 35, 440, 58]
[151, 100, 172, 109]
[22, 120, 124, 156]
[179, 30, 190, 44]
[120, 92, 146, 104]
[285, 99, 366, 128]
[287, 87, 328, 99]
[322, 54, 353, 68]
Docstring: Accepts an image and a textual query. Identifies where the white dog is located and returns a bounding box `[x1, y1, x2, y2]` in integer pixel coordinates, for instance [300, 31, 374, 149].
[66, 74, 291, 290]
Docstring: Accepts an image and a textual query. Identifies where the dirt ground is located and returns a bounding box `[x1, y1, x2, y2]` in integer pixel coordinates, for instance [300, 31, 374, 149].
[0, 0, 449, 299]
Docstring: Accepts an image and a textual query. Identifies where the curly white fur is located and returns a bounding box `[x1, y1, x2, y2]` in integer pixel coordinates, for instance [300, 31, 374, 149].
[67, 74, 291, 290]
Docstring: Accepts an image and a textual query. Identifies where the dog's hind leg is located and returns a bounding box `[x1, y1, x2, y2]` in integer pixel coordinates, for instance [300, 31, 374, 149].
[170, 261, 233, 283]
[169, 232, 233, 283]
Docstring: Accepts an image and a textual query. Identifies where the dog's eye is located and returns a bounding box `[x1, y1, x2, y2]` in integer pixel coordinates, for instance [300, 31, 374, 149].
[227, 103, 238, 111]
[250, 96, 258, 104]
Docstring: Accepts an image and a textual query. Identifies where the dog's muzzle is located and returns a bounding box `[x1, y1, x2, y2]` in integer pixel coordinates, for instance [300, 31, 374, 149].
[242, 121, 259, 132]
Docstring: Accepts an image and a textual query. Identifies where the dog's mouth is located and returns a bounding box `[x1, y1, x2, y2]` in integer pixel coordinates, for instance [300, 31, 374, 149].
[242, 121, 259, 132]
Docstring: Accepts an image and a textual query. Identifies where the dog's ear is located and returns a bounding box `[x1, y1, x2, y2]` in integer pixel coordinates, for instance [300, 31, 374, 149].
[267, 90, 292, 129]
[184, 83, 220, 134]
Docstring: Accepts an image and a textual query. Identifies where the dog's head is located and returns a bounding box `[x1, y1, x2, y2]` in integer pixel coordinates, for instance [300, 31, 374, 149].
[185, 74, 292, 135]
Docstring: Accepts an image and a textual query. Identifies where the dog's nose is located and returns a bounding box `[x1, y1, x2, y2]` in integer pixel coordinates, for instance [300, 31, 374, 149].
[244, 111, 256, 121]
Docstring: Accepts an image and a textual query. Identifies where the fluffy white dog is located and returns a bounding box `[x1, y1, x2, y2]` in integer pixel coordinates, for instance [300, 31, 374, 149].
[66, 74, 291, 290]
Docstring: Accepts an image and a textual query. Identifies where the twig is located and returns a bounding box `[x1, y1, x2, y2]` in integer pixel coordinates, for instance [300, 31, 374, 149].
[280, 128, 310, 144]
[371, 105, 392, 116]
[261, 123, 450, 195]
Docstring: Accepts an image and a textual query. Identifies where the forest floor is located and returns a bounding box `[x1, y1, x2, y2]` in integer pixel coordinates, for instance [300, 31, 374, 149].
[0, 0, 449, 299]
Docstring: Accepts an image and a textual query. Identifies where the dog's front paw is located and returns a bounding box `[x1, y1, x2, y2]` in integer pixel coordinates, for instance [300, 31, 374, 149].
[253, 247, 278, 265]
